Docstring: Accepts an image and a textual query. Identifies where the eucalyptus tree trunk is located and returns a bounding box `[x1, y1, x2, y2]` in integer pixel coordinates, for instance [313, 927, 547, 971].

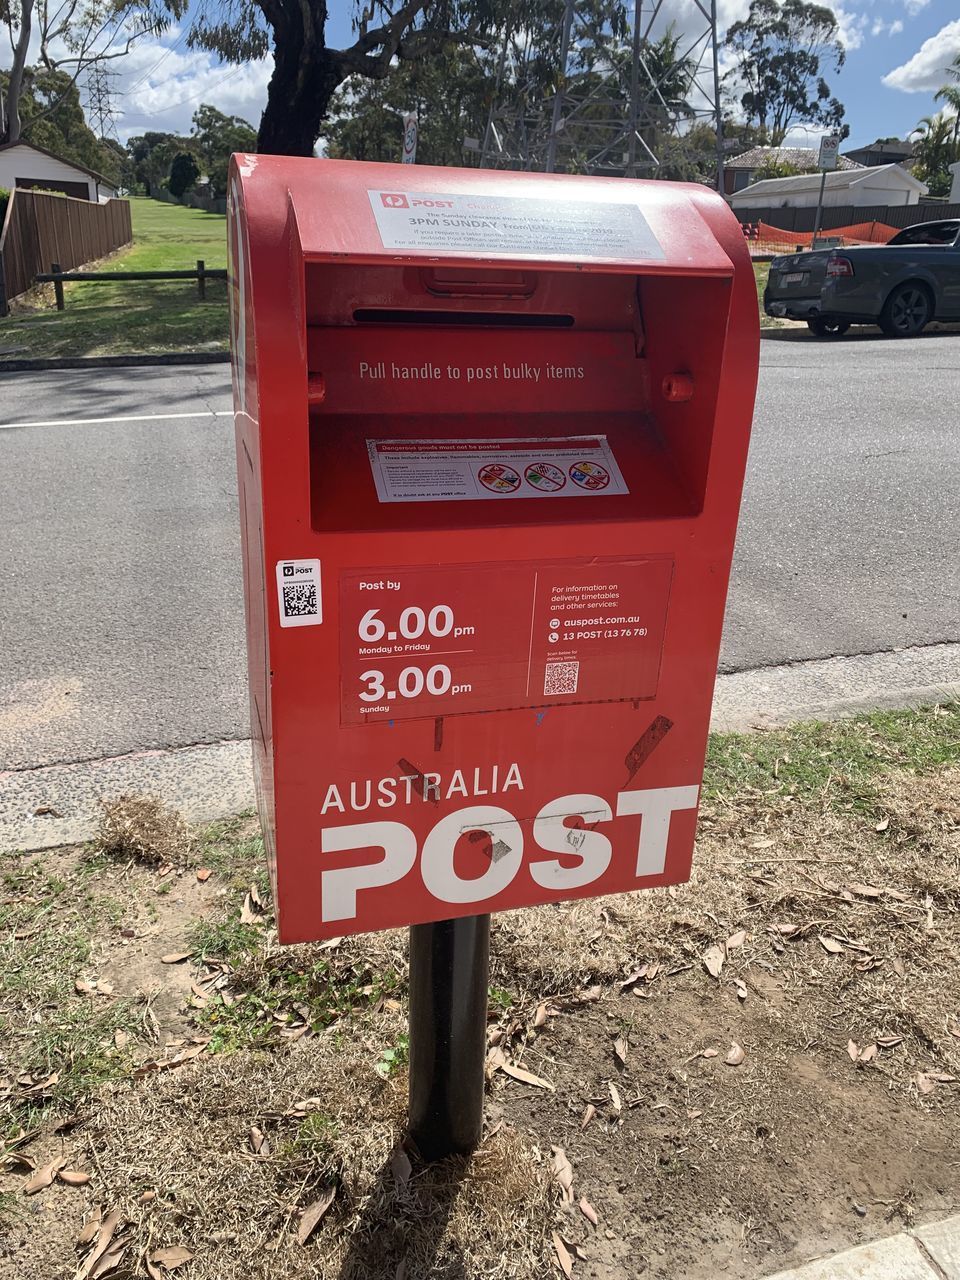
[4, 0, 35, 144]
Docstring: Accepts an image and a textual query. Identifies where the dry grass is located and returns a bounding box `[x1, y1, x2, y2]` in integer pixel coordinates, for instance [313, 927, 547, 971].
[94, 795, 191, 867]
[89, 1030, 551, 1280]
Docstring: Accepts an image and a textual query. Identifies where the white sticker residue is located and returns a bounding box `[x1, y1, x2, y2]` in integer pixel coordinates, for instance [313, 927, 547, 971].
[276, 559, 322, 628]
[368, 190, 664, 261]
[366, 437, 629, 504]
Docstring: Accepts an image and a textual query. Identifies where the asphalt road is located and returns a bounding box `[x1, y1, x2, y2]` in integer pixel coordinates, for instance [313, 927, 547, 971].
[2, 335, 958, 771]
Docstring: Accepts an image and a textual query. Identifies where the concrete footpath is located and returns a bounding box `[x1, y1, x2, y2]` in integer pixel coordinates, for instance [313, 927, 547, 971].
[764, 1215, 960, 1279]
[2, 641, 957, 855]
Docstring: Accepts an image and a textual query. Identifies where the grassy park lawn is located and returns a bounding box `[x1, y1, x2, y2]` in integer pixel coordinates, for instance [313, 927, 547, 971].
[0, 198, 228, 359]
[1, 705, 959, 1279]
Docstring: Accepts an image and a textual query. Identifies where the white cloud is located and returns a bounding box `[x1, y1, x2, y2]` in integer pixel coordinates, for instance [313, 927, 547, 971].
[833, 6, 868, 50]
[882, 18, 960, 92]
[890, 19, 904, 36]
[113, 36, 270, 141]
[872, 17, 905, 36]
[903, 0, 930, 16]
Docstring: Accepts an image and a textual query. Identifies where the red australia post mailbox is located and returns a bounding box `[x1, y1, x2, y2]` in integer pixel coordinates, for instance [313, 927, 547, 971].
[228, 157, 759, 947]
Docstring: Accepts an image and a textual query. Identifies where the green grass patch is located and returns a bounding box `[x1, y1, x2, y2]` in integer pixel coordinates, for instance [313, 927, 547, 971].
[704, 703, 959, 815]
[0, 856, 141, 1135]
[0, 196, 228, 359]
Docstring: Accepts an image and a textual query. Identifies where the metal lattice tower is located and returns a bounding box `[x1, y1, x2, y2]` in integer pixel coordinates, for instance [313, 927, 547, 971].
[476, 0, 723, 187]
[84, 61, 120, 143]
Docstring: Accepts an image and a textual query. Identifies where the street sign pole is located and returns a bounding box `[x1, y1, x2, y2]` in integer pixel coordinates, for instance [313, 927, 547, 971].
[812, 171, 827, 243]
[812, 134, 839, 246]
[408, 914, 490, 1160]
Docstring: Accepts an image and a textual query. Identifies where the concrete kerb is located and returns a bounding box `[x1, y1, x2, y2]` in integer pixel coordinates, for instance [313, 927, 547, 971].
[0, 351, 230, 373]
[763, 1214, 960, 1279]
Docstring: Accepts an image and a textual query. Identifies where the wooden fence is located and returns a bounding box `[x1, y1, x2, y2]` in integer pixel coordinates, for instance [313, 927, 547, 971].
[0, 190, 133, 315]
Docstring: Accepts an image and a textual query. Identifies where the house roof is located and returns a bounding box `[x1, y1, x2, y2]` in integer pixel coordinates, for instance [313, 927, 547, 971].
[726, 145, 864, 172]
[731, 163, 929, 199]
[0, 138, 114, 187]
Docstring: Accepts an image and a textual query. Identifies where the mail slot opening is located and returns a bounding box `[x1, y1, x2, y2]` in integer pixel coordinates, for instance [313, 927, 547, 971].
[304, 261, 731, 536]
[352, 309, 575, 328]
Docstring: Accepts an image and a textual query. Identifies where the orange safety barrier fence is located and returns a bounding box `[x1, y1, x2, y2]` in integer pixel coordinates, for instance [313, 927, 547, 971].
[741, 219, 900, 258]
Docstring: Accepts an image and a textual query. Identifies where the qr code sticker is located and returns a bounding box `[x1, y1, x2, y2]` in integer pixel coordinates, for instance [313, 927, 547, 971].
[544, 661, 579, 696]
[275, 559, 322, 628]
[282, 583, 317, 618]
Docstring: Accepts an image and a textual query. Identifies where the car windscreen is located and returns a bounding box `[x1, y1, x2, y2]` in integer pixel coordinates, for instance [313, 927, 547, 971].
[888, 223, 960, 246]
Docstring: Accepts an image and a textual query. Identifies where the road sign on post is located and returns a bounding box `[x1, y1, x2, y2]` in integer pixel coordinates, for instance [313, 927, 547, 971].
[401, 112, 418, 164]
[227, 156, 760, 1161]
[818, 135, 840, 171]
[813, 135, 840, 243]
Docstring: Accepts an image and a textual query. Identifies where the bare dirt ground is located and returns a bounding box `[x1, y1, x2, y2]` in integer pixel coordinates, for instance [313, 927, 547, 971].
[1, 707, 958, 1280]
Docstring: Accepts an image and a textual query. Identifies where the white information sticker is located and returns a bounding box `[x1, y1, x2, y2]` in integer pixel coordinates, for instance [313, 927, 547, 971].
[366, 437, 629, 504]
[276, 559, 322, 628]
[368, 190, 664, 261]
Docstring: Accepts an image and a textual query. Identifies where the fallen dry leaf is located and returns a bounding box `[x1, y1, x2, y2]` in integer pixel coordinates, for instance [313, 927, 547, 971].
[916, 1073, 935, 1095]
[552, 1231, 574, 1279]
[113, 1030, 129, 1051]
[848, 883, 881, 899]
[59, 1169, 91, 1186]
[726, 930, 746, 951]
[608, 1081, 622, 1114]
[875, 817, 890, 832]
[75, 978, 95, 994]
[249, 1126, 269, 1156]
[892, 957, 905, 977]
[579, 1196, 599, 1226]
[702, 944, 724, 980]
[551, 1147, 575, 1204]
[24, 1157, 65, 1194]
[613, 1036, 628, 1068]
[75, 1206, 123, 1280]
[90, 1240, 128, 1279]
[76, 1209, 103, 1247]
[701, 1048, 719, 1059]
[734, 979, 748, 1001]
[533, 1003, 549, 1029]
[580, 1104, 596, 1130]
[818, 935, 844, 955]
[847, 1040, 860, 1062]
[160, 952, 193, 965]
[148, 1246, 194, 1270]
[724, 1042, 745, 1066]
[876, 1035, 903, 1048]
[297, 1187, 336, 1245]
[390, 1146, 412, 1186]
[95, 981, 113, 997]
[927, 1072, 958, 1083]
[500, 1061, 555, 1091]
[195, 868, 213, 882]
[749, 838, 775, 849]
[858, 1044, 878, 1065]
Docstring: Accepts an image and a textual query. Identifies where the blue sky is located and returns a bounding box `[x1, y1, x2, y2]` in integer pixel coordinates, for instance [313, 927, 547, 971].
[55, 0, 960, 151]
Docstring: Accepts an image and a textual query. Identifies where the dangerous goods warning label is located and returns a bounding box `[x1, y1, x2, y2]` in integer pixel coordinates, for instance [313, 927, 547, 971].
[366, 436, 628, 504]
[339, 556, 672, 725]
[367, 189, 664, 261]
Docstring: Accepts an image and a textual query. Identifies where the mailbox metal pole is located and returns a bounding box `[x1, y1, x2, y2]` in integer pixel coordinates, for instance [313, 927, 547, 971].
[407, 914, 490, 1161]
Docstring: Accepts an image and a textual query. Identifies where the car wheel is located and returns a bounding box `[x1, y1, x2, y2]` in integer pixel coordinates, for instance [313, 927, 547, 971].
[879, 283, 932, 338]
[807, 317, 851, 337]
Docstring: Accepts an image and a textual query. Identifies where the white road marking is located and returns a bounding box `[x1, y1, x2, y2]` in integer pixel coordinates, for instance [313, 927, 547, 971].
[0, 409, 233, 431]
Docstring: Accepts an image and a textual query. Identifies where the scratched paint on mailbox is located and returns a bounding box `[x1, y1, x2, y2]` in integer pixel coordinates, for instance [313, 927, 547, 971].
[340, 557, 673, 726]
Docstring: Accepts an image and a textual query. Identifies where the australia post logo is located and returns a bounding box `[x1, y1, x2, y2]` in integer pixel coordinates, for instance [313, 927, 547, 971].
[380, 192, 456, 210]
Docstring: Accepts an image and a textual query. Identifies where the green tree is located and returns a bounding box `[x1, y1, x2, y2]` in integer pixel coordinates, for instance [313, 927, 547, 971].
[0, 0, 183, 145]
[186, 0, 504, 158]
[0, 66, 120, 178]
[168, 151, 199, 197]
[724, 0, 847, 146]
[320, 44, 494, 165]
[190, 104, 257, 196]
[933, 54, 960, 147]
[126, 131, 195, 194]
[911, 112, 959, 198]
